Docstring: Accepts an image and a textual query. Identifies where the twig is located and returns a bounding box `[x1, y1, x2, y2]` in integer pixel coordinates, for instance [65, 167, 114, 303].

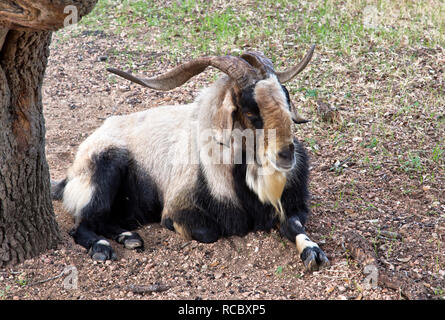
[0, 271, 22, 275]
[126, 283, 169, 294]
[329, 156, 353, 172]
[180, 241, 192, 249]
[28, 271, 65, 286]
[342, 230, 428, 299]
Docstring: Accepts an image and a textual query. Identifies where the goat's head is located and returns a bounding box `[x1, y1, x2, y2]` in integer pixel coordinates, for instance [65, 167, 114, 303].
[107, 45, 315, 172]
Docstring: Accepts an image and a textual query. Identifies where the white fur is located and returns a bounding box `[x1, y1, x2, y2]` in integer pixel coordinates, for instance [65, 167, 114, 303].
[63, 175, 94, 224]
[96, 239, 111, 246]
[296, 234, 319, 255]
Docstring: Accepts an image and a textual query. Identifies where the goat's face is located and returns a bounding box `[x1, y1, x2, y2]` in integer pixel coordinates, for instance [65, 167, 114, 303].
[231, 76, 296, 172]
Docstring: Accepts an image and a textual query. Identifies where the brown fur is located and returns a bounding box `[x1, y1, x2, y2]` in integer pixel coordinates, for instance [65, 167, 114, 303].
[254, 77, 293, 152]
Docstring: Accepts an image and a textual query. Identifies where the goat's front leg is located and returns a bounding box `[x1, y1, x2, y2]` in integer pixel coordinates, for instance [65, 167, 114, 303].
[280, 215, 329, 272]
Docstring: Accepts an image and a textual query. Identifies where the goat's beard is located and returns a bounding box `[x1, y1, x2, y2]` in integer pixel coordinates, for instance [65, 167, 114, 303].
[245, 161, 287, 222]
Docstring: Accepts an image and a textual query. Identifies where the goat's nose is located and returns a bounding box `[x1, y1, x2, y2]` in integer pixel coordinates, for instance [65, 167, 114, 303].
[278, 144, 295, 161]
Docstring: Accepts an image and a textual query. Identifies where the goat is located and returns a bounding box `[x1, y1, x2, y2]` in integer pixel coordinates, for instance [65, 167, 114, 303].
[51, 45, 329, 271]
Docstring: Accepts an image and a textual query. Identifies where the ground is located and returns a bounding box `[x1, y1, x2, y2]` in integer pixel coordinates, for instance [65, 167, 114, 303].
[0, 0, 444, 300]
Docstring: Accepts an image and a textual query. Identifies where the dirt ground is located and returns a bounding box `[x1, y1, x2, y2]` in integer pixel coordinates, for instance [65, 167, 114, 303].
[1, 13, 444, 300]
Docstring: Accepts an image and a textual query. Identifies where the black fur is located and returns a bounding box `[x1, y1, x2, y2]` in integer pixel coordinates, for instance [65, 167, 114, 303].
[51, 178, 66, 200]
[232, 85, 264, 129]
[281, 85, 291, 109]
[278, 140, 310, 242]
[169, 139, 310, 243]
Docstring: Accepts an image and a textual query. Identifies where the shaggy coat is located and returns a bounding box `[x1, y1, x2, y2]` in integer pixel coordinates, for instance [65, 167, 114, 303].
[52, 50, 329, 271]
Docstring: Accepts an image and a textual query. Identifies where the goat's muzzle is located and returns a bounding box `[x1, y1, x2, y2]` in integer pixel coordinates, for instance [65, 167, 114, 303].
[266, 143, 296, 172]
[275, 143, 296, 171]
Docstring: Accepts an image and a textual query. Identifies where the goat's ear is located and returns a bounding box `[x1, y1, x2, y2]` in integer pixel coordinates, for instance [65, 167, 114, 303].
[289, 100, 309, 124]
[211, 93, 236, 147]
[291, 111, 310, 124]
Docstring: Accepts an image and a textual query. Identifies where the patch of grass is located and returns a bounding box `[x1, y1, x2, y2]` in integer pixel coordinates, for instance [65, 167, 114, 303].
[302, 88, 319, 98]
[400, 153, 424, 174]
[363, 137, 379, 149]
[275, 265, 284, 275]
[0, 285, 11, 300]
[431, 144, 444, 164]
[433, 287, 444, 299]
[76, 0, 445, 51]
[334, 190, 343, 209]
[305, 137, 320, 154]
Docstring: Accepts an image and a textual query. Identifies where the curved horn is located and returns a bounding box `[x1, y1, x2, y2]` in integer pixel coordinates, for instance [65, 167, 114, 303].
[276, 44, 316, 83]
[240, 51, 275, 78]
[107, 56, 257, 91]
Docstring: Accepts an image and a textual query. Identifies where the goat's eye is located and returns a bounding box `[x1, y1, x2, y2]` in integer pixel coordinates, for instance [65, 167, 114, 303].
[245, 112, 254, 117]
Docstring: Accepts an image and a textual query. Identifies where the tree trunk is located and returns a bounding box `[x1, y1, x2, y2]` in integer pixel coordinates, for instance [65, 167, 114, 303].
[0, 29, 60, 267]
[0, 0, 97, 268]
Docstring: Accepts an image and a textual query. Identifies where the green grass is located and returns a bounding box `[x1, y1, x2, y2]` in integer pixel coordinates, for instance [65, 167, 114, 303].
[275, 265, 284, 275]
[432, 144, 444, 164]
[0, 285, 11, 300]
[77, 0, 444, 54]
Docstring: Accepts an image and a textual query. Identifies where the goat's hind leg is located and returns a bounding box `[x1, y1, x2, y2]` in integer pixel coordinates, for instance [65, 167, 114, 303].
[70, 221, 117, 261]
[66, 147, 132, 260]
[71, 217, 144, 260]
[99, 222, 144, 251]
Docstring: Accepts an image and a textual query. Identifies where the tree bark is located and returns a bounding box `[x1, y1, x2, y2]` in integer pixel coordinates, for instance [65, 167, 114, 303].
[0, 1, 98, 31]
[0, 29, 60, 267]
[0, 0, 97, 268]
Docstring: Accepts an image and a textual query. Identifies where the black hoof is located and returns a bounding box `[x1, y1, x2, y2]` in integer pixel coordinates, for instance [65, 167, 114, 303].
[116, 232, 144, 250]
[89, 240, 117, 261]
[300, 246, 329, 272]
[191, 227, 219, 243]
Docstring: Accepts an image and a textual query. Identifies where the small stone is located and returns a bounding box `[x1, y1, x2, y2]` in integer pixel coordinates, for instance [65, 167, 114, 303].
[215, 272, 224, 279]
[98, 55, 108, 62]
[118, 85, 130, 92]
